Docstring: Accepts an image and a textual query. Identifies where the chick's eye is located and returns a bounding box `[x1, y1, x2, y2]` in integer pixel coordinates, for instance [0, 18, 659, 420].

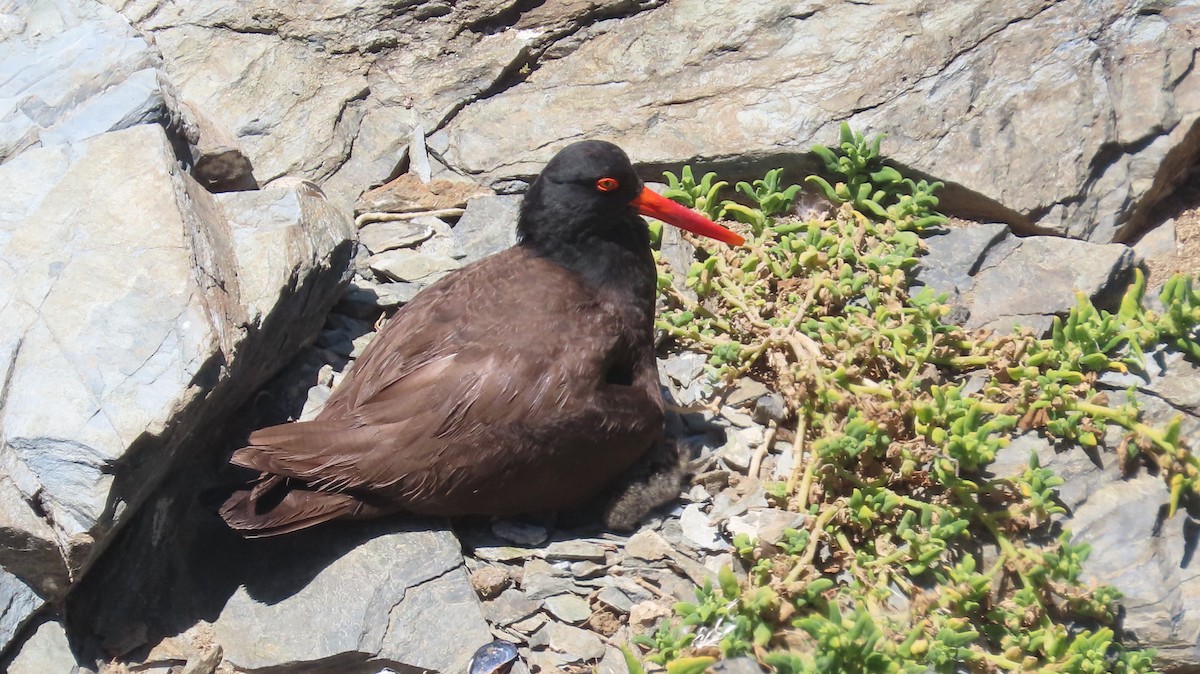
[595, 177, 619, 192]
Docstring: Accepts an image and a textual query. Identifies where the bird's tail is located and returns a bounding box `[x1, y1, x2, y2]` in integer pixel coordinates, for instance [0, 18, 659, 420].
[219, 447, 375, 537]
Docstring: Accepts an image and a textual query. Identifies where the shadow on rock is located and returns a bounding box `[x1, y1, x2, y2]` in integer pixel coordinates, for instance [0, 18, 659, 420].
[63, 351, 455, 664]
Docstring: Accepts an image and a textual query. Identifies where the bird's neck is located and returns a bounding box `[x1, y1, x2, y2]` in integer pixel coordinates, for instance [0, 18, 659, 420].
[519, 214, 658, 324]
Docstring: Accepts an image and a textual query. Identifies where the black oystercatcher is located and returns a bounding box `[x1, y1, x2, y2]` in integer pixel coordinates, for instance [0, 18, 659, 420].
[220, 140, 743, 536]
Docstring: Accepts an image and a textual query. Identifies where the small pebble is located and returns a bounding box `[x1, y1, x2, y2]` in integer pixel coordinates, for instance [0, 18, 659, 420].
[483, 588, 540, 626]
[470, 566, 511, 600]
[753, 393, 787, 424]
[522, 559, 576, 600]
[704, 552, 736, 575]
[473, 546, 535, 563]
[680, 503, 729, 552]
[595, 586, 634, 614]
[717, 431, 754, 471]
[510, 613, 548, 635]
[726, 378, 770, 406]
[527, 649, 573, 672]
[772, 440, 794, 481]
[624, 530, 671, 562]
[540, 622, 606, 661]
[543, 593, 592, 624]
[544, 540, 609, 562]
[628, 600, 672, 627]
[711, 656, 769, 674]
[596, 646, 632, 674]
[720, 405, 755, 428]
[569, 560, 606, 578]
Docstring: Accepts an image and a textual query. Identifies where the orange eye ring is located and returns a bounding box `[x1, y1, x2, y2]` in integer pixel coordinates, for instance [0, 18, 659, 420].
[595, 177, 619, 192]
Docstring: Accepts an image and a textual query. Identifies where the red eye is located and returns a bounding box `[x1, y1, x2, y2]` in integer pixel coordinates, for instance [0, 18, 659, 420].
[595, 177, 619, 192]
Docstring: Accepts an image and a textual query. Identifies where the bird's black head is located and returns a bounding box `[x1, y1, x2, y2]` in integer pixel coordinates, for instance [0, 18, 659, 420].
[517, 140, 645, 249]
[519, 139, 741, 251]
[516, 140, 742, 302]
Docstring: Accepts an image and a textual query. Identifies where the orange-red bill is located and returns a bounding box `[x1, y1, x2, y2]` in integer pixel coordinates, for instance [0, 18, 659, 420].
[632, 187, 745, 246]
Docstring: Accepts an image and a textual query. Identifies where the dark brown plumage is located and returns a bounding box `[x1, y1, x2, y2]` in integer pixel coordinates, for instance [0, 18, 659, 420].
[220, 140, 742, 536]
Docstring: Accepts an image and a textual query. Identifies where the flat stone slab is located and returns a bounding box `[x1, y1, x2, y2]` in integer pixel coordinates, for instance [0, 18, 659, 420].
[214, 525, 490, 673]
[916, 228, 1136, 335]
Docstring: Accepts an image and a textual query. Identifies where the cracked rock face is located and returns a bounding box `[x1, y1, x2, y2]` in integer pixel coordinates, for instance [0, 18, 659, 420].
[108, 0, 1198, 242]
[0, 117, 352, 653]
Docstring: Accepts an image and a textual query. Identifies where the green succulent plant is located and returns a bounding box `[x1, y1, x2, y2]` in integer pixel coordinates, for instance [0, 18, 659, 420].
[624, 123, 1195, 674]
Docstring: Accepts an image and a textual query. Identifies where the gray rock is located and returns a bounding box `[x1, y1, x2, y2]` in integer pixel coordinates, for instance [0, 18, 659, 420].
[527, 648, 574, 671]
[570, 560, 607, 578]
[918, 230, 1137, 334]
[719, 406, 755, 428]
[596, 646, 631, 674]
[511, 612, 549, 635]
[753, 394, 788, 425]
[661, 352, 708, 387]
[717, 429, 754, 471]
[6, 619, 76, 674]
[0, 125, 352, 606]
[724, 508, 807, 547]
[298, 384, 332, 421]
[522, 559, 576, 600]
[544, 541, 609, 563]
[658, 224, 701, 302]
[1136, 350, 1200, 412]
[357, 220, 435, 255]
[208, 526, 488, 673]
[771, 441, 796, 482]
[180, 101, 258, 192]
[437, 0, 1199, 243]
[726, 379, 770, 407]
[483, 588, 541, 626]
[335, 278, 419, 317]
[367, 249, 462, 283]
[679, 503, 729, 552]
[1071, 473, 1200, 670]
[595, 586, 634, 614]
[624, 530, 672, 562]
[543, 593, 592, 624]
[986, 432, 1056, 482]
[455, 195, 521, 263]
[538, 622, 606, 662]
[474, 546, 537, 563]
[416, 216, 467, 259]
[1133, 217, 1178, 263]
[0, 0, 172, 162]
[914, 222, 1012, 324]
[0, 569, 41, 656]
